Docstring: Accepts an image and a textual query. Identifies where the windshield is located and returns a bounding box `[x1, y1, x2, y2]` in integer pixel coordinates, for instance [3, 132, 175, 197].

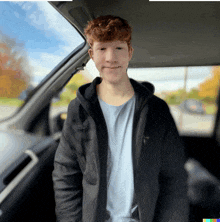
[0, 1, 84, 120]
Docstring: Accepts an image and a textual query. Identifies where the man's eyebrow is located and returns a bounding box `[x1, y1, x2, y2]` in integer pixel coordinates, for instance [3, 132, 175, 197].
[94, 45, 103, 49]
[94, 43, 103, 47]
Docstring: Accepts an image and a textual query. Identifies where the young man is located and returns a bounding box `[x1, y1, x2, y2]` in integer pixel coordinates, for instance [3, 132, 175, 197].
[52, 15, 189, 222]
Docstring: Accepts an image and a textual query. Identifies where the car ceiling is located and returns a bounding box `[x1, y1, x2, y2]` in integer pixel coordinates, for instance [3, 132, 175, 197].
[50, 1, 220, 68]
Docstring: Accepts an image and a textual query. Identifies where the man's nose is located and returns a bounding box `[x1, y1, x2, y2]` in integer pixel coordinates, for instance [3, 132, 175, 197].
[105, 49, 117, 62]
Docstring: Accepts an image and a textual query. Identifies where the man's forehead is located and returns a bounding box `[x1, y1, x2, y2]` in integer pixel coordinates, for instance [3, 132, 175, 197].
[93, 40, 127, 47]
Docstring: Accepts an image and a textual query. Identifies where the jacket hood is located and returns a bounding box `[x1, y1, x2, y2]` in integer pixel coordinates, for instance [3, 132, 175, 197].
[77, 77, 154, 116]
[139, 81, 155, 94]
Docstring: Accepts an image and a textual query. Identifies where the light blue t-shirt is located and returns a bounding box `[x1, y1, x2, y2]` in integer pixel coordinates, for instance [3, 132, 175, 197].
[98, 95, 136, 222]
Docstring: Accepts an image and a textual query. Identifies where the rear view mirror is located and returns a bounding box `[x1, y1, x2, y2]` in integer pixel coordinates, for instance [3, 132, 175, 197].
[18, 86, 34, 101]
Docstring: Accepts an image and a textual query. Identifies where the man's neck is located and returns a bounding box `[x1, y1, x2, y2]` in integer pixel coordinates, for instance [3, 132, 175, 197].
[97, 78, 134, 106]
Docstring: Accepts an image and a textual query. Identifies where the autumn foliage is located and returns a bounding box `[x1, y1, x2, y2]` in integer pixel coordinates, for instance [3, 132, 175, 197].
[0, 37, 31, 98]
[58, 71, 90, 105]
[199, 66, 220, 100]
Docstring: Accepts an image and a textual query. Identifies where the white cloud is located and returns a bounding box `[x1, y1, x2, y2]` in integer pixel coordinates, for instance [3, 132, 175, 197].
[12, 1, 84, 54]
[29, 51, 66, 78]
[28, 47, 77, 87]
[30, 57, 50, 77]
[40, 53, 64, 68]
[31, 2, 84, 53]
[21, 2, 33, 11]
[27, 42, 73, 81]
[10, 1, 85, 85]
[14, 11, 20, 19]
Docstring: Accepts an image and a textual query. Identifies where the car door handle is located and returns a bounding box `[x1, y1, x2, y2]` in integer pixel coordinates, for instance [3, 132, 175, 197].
[0, 150, 38, 204]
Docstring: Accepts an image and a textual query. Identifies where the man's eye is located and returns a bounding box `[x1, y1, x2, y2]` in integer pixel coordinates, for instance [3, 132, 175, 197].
[100, 48, 106, 50]
[116, 47, 122, 50]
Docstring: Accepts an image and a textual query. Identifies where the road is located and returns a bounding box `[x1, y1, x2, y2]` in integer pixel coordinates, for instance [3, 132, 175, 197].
[170, 106, 215, 135]
[0, 105, 215, 135]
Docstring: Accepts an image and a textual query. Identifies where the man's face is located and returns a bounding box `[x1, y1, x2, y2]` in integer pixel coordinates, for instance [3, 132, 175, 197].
[89, 40, 133, 84]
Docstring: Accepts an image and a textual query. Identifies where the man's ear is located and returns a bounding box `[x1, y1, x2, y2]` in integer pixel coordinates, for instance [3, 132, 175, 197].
[129, 46, 134, 61]
[88, 48, 93, 60]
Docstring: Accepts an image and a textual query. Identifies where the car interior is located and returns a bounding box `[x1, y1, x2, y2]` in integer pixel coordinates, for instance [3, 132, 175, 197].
[0, 1, 220, 221]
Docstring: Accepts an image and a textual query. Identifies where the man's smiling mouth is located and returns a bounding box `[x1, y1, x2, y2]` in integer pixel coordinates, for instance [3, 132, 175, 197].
[105, 66, 120, 69]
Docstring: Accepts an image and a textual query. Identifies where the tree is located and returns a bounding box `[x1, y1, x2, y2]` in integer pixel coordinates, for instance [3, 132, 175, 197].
[187, 88, 200, 100]
[199, 66, 220, 102]
[164, 89, 186, 105]
[59, 71, 90, 104]
[0, 32, 32, 98]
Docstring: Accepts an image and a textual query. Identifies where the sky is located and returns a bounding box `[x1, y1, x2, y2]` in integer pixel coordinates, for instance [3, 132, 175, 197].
[0, 1, 84, 84]
[0, 1, 213, 93]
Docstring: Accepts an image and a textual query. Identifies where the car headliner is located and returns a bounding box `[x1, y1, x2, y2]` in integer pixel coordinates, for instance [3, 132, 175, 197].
[50, 1, 220, 68]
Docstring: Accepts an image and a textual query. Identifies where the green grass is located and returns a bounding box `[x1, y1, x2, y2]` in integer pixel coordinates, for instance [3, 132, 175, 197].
[0, 97, 73, 108]
[0, 97, 24, 107]
[205, 104, 217, 115]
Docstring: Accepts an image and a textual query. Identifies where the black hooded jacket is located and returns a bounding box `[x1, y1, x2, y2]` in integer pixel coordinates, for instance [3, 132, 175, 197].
[53, 77, 189, 222]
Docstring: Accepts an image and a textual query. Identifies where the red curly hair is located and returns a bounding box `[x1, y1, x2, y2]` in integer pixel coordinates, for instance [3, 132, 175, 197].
[84, 15, 132, 49]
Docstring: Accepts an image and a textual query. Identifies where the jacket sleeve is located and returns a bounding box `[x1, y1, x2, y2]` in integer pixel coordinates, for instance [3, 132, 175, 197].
[52, 108, 83, 222]
[154, 111, 189, 222]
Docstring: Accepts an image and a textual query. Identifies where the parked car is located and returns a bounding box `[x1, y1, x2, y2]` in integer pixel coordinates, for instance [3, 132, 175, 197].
[0, 1, 220, 222]
[179, 99, 206, 115]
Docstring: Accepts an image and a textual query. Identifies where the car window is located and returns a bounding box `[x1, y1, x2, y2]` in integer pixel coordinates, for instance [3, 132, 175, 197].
[86, 60, 218, 136]
[51, 70, 91, 110]
[49, 70, 92, 134]
[0, 1, 84, 121]
[131, 66, 218, 135]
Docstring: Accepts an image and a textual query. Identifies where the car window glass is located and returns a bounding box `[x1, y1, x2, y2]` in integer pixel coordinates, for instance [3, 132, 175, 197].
[128, 66, 218, 135]
[50, 70, 92, 134]
[0, 1, 84, 121]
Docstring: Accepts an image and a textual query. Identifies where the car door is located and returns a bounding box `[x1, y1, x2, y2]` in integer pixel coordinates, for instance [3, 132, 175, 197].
[0, 2, 89, 221]
[182, 92, 220, 222]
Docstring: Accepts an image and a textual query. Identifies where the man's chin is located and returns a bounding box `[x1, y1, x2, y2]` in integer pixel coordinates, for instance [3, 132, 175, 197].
[101, 75, 126, 85]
